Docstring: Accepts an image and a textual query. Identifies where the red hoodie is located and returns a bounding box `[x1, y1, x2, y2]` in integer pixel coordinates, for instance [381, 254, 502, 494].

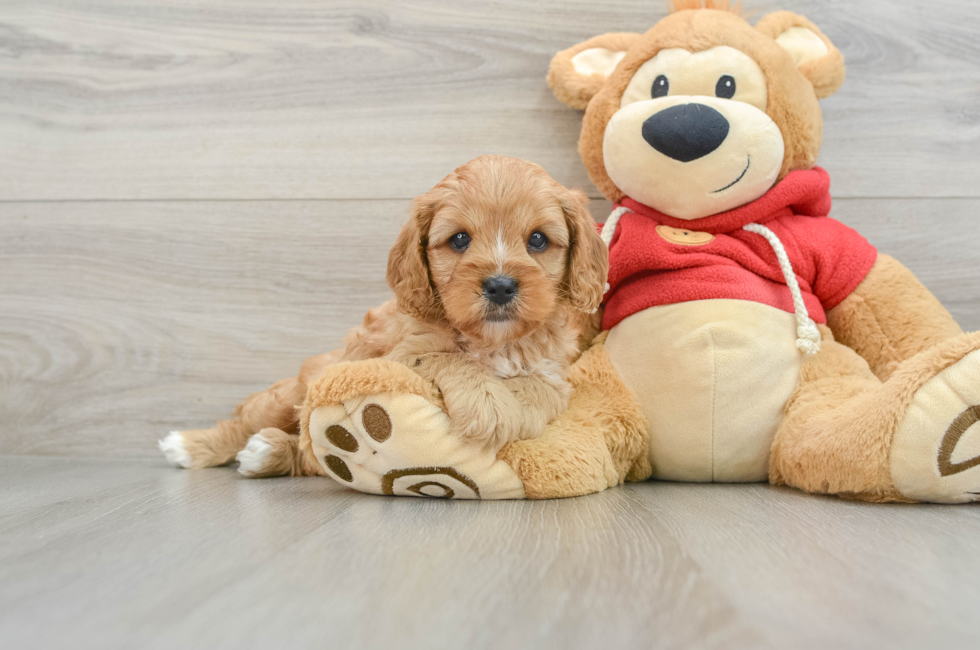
[602, 167, 877, 331]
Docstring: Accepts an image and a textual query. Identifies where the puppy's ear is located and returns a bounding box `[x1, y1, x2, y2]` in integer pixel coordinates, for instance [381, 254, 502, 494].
[756, 11, 846, 99]
[387, 194, 439, 319]
[560, 188, 608, 314]
[548, 33, 641, 109]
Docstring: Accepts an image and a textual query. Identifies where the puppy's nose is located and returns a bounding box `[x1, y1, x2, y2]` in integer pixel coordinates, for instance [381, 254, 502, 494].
[483, 275, 519, 305]
[642, 103, 730, 162]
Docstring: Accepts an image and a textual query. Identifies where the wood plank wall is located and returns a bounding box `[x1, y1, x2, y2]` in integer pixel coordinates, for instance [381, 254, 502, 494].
[2, 1, 978, 456]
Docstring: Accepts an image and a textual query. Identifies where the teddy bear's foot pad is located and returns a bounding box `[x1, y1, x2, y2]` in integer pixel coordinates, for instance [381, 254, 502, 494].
[308, 392, 525, 500]
[892, 349, 980, 503]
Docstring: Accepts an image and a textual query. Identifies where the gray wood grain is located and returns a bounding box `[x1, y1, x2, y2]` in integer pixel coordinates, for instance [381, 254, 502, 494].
[0, 200, 401, 456]
[1, 0, 978, 201]
[1, 457, 978, 650]
[2, 3, 979, 648]
[2, 198, 979, 457]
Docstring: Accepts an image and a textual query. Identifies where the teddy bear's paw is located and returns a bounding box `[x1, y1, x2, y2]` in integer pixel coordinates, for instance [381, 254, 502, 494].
[891, 349, 980, 504]
[307, 392, 525, 500]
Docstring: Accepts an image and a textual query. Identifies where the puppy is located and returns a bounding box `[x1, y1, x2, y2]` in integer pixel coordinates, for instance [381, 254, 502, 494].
[159, 155, 608, 477]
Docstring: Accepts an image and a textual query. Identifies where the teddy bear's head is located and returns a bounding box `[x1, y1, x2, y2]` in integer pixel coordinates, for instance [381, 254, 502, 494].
[548, 1, 845, 220]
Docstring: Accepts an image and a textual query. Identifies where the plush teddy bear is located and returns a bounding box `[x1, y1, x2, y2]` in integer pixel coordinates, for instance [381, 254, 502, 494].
[301, 1, 980, 503]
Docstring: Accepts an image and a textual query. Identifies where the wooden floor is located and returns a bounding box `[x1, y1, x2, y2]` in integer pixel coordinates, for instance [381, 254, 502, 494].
[2, 456, 980, 650]
[3, 1, 980, 648]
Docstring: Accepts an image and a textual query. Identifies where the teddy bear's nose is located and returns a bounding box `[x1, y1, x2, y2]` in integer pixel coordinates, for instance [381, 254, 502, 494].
[642, 103, 730, 163]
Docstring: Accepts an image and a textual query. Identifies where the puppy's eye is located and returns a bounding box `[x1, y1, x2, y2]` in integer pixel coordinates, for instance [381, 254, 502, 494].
[527, 232, 549, 252]
[651, 75, 669, 98]
[449, 232, 470, 252]
[716, 75, 736, 99]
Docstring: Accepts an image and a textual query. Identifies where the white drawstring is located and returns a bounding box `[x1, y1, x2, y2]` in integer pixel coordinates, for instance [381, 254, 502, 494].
[600, 207, 632, 296]
[600, 209, 822, 358]
[742, 223, 822, 357]
[601, 206, 632, 247]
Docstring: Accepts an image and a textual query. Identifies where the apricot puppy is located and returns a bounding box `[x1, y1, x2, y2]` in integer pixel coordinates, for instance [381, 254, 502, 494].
[160, 155, 608, 476]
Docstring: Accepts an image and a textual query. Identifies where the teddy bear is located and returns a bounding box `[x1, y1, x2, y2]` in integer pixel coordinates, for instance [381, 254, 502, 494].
[299, 1, 980, 504]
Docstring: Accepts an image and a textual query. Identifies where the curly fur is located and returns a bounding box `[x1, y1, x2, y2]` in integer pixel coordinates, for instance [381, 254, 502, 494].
[165, 156, 608, 474]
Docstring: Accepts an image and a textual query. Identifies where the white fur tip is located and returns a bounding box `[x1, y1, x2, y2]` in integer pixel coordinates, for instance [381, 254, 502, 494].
[237, 434, 273, 476]
[159, 431, 191, 468]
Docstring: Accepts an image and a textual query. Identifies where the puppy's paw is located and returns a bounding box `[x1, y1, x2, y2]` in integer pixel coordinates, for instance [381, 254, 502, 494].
[236, 428, 299, 478]
[494, 408, 528, 446]
[158, 431, 191, 468]
[159, 427, 238, 468]
[443, 386, 522, 450]
[452, 410, 499, 447]
[400, 354, 447, 393]
[237, 433, 275, 477]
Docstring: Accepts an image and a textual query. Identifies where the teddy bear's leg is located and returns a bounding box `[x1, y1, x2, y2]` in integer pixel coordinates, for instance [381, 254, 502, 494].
[769, 329, 899, 500]
[771, 327, 980, 503]
[497, 337, 652, 499]
[827, 254, 963, 381]
[301, 359, 526, 499]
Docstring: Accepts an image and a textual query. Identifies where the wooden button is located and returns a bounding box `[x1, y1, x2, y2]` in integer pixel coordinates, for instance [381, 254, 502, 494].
[656, 225, 715, 246]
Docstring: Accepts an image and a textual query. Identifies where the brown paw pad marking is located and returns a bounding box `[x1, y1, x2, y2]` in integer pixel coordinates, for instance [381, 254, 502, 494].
[362, 403, 391, 442]
[325, 455, 353, 482]
[406, 482, 455, 498]
[382, 467, 480, 499]
[326, 425, 358, 453]
[939, 405, 980, 477]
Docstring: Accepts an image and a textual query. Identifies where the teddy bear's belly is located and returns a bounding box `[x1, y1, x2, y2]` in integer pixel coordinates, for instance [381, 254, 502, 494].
[604, 299, 803, 482]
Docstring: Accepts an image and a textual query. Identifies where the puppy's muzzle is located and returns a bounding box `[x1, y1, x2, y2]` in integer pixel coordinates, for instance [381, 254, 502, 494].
[483, 275, 519, 306]
[642, 103, 730, 163]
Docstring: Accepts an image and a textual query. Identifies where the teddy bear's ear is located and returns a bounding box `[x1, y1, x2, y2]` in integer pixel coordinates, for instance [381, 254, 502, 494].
[756, 11, 846, 99]
[548, 33, 641, 109]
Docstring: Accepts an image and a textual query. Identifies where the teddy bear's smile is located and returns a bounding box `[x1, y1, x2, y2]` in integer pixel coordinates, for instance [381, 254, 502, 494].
[712, 156, 751, 194]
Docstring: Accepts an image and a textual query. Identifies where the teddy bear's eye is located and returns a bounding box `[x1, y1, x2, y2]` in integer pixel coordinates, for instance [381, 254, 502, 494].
[716, 75, 736, 99]
[651, 75, 670, 99]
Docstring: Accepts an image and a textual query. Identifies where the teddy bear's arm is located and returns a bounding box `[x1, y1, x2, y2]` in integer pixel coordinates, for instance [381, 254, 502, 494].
[299, 339, 651, 500]
[826, 254, 963, 381]
[496, 337, 652, 498]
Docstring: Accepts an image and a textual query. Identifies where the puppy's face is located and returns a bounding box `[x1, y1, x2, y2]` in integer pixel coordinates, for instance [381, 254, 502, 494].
[387, 156, 607, 345]
[427, 175, 569, 343]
